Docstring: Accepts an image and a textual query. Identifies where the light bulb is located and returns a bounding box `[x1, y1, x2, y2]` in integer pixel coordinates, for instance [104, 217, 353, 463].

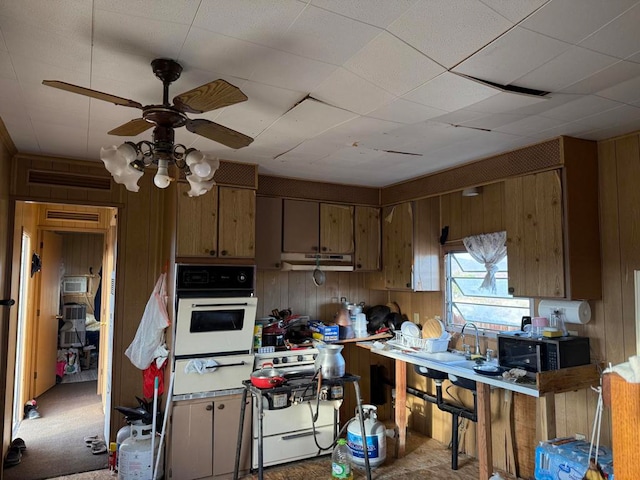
[192, 161, 212, 178]
[154, 159, 171, 189]
[117, 143, 137, 162]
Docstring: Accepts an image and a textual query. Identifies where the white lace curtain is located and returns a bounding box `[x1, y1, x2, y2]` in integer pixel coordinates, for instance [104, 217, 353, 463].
[462, 231, 507, 294]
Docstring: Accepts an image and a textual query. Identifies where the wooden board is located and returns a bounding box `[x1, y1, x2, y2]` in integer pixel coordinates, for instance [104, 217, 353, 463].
[536, 363, 601, 395]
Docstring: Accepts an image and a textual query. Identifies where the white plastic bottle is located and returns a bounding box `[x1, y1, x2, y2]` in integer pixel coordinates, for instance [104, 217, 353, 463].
[332, 438, 353, 479]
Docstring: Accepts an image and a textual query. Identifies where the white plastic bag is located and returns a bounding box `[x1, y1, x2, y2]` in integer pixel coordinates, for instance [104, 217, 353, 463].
[125, 273, 170, 370]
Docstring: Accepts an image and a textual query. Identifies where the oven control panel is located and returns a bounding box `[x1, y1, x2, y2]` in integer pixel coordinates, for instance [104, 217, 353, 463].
[254, 348, 318, 370]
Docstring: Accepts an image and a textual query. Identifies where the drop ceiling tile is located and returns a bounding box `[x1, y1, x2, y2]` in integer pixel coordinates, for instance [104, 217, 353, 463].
[460, 112, 527, 130]
[214, 82, 305, 137]
[453, 27, 571, 86]
[317, 116, 404, 144]
[388, 0, 513, 69]
[93, 9, 190, 59]
[0, 28, 7, 52]
[540, 95, 623, 121]
[579, 3, 640, 59]
[514, 46, 619, 92]
[429, 109, 486, 126]
[570, 104, 640, 130]
[180, 27, 265, 80]
[343, 31, 444, 96]
[479, 0, 548, 23]
[193, 0, 305, 46]
[466, 91, 547, 114]
[94, 0, 199, 24]
[366, 98, 447, 124]
[312, 68, 395, 115]
[310, 0, 418, 28]
[520, 0, 638, 44]
[0, 50, 16, 80]
[3, 118, 38, 152]
[0, 0, 93, 38]
[403, 72, 500, 111]
[579, 117, 640, 140]
[13, 56, 90, 90]
[506, 92, 581, 116]
[597, 74, 640, 104]
[527, 120, 594, 140]
[279, 5, 381, 65]
[32, 121, 89, 158]
[0, 15, 91, 75]
[559, 60, 640, 94]
[249, 48, 338, 93]
[494, 114, 567, 135]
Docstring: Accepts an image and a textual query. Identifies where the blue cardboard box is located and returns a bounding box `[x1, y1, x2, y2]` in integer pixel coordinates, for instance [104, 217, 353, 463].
[534, 437, 614, 480]
[309, 321, 339, 342]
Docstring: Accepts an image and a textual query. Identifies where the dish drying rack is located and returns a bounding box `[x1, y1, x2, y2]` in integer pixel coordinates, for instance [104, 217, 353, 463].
[387, 331, 450, 353]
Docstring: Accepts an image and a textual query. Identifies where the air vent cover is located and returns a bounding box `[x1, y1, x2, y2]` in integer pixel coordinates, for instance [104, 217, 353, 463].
[28, 169, 112, 190]
[46, 210, 100, 223]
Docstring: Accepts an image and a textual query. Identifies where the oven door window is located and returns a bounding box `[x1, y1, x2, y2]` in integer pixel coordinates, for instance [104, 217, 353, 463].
[191, 309, 245, 333]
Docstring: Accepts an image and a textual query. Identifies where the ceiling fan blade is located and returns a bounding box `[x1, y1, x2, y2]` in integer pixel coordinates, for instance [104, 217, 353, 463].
[186, 119, 253, 149]
[173, 79, 248, 114]
[108, 118, 153, 136]
[42, 80, 143, 109]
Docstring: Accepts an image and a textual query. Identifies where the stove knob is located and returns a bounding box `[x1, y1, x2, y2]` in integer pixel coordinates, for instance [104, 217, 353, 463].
[297, 355, 304, 362]
[272, 358, 279, 365]
[281, 357, 288, 364]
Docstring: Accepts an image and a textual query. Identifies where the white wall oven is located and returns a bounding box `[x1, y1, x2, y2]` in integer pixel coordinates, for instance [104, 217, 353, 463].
[173, 264, 257, 395]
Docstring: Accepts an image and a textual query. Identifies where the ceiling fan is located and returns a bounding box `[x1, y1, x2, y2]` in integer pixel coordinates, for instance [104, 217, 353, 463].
[42, 58, 253, 150]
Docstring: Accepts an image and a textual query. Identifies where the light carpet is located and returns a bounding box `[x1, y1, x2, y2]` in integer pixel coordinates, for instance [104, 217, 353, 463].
[3, 381, 108, 480]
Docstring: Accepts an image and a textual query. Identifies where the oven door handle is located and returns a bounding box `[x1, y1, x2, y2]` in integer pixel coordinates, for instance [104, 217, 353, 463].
[281, 431, 316, 441]
[206, 361, 247, 369]
[190, 302, 249, 308]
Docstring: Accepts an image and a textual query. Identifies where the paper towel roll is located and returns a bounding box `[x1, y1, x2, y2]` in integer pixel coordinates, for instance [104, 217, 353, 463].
[537, 300, 591, 324]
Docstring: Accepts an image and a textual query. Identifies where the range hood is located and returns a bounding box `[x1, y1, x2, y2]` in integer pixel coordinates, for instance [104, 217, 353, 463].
[280, 253, 354, 272]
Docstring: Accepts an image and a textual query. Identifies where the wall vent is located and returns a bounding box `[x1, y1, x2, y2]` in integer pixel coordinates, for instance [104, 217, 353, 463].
[28, 169, 112, 190]
[46, 210, 100, 223]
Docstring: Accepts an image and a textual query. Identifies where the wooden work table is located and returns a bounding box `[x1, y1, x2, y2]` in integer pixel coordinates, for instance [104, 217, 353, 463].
[362, 342, 600, 480]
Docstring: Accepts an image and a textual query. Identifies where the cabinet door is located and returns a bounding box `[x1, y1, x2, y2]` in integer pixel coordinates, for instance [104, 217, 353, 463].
[218, 187, 256, 258]
[354, 206, 380, 271]
[282, 199, 319, 252]
[413, 197, 440, 291]
[320, 203, 354, 254]
[256, 196, 283, 269]
[505, 170, 564, 298]
[170, 400, 214, 479]
[213, 395, 252, 477]
[176, 183, 218, 257]
[383, 203, 413, 290]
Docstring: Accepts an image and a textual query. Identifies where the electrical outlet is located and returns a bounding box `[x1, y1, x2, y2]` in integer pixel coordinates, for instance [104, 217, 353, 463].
[413, 313, 420, 324]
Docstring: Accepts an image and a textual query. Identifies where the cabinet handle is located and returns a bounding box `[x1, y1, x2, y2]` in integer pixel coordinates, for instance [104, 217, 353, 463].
[220, 250, 227, 256]
[356, 264, 362, 269]
[508, 287, 515, 294]
[209, 250, 216, 256]
[406, 283, 411, 288]
[275, 262, 280, 268]
[217, 403, 225, 410]
[206, 404, 213, 411]
[321, 247, 327, 252]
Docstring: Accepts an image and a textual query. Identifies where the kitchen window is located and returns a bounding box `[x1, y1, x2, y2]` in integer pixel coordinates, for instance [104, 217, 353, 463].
[445, 251, 532, 332]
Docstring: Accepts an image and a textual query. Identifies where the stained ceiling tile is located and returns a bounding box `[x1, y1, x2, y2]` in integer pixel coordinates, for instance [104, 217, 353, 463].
[312, 68, 395, 115]
[344, 31, 444, 96]
[403, 72, 500, 111]
[520, 0, 638, 44]
[514, 46, 619, 92]
[388, 0, 513, 68]
[453, 27, 571, 86]
[277, 5, 381, 65]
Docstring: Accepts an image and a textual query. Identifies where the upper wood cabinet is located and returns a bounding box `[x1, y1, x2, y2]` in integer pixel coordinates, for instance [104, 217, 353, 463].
[282, 199, 354, 254]
[176, 184, 255, 258]
[255, 196, 283, 270]
[354, 206, 380, 271]
[504, 138, 601, 299]
[381, 197, 440, 291]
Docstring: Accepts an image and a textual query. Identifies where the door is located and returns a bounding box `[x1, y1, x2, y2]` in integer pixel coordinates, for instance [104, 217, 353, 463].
[34, 230, 63, 397]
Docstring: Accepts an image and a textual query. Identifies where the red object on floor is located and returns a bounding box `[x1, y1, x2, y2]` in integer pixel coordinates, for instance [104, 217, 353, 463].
[56, 360, 66, 378]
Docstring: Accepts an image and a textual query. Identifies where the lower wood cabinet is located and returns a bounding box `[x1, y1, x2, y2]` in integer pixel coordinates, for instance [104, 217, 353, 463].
[169, 394, 251, 480]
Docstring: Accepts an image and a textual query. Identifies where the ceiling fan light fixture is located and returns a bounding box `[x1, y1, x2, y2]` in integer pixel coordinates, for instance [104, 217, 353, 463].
[186, 176, 216, 197]
[153, 158, 172, 189]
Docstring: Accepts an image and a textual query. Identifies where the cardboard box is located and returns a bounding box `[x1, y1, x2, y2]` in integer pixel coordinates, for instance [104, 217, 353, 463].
[534, 437, 614, 480]
[309, 321, 339, 342]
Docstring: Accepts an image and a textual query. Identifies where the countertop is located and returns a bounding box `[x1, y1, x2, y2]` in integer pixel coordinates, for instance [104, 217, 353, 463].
[360, 341, 540, 397]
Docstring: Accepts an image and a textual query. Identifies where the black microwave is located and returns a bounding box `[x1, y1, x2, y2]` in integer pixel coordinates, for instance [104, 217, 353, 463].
[497, 332, 591, 373]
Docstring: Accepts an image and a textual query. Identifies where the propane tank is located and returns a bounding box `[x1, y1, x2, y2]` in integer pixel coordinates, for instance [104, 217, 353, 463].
[118, 423, 163, 480]
[346, 405, 386, 469]
[116, 420, 141, 472]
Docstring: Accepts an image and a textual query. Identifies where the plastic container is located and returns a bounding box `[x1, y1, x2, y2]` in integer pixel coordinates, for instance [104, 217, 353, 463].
[354, 313, 368, 338]
[331, 438, 353, 479]
[347, 405, 386, 469]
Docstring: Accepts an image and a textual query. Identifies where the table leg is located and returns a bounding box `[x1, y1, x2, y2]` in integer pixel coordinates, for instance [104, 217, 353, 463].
[539, 393, 556, 441]
[476, 382, 493, 480]
[233, 388, 248, 480]
[395, 359, 407, 457]
[258, 391, 264, 480]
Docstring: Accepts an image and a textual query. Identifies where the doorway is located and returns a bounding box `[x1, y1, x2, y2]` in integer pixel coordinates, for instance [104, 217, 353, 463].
[6, 201, 117, 478]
